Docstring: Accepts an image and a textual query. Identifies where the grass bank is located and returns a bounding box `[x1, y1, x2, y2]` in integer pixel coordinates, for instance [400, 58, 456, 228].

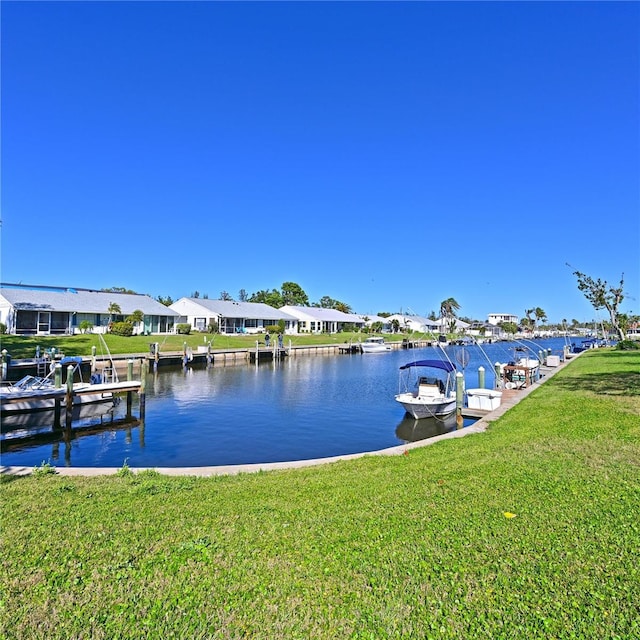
[0, 331, 409, 359]
[2, 349, 639, 639]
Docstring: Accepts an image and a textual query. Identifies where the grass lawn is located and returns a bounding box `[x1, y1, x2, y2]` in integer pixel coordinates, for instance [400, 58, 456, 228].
[1, 349, 639, 639]
[0, 331, 409, 360]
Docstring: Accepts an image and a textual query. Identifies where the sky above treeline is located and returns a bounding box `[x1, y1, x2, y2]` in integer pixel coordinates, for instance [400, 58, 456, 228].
[2, 1, 638, 323]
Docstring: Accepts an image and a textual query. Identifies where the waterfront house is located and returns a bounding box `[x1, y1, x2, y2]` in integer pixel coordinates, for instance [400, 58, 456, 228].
[169, 298, 299, 335]
[358, 314, 393, 332]
[487, 313, 519, 326]
[0, 283, 179, 335]
[385, 314, 440, 334]
[279, 306, 365, 334]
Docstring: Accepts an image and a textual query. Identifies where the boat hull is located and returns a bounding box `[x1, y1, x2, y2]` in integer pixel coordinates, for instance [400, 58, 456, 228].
[1, 387, 115, 415]
[361, 345, 391, 353]
[394, 393, 457, 419]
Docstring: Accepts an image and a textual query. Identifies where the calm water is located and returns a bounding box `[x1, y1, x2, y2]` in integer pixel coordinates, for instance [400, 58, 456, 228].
[1, 337, 570, 468]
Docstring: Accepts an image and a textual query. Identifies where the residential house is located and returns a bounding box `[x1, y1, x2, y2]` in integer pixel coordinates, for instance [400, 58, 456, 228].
[0, 283, 179, 335]
[385, 314, 440, 334]
[358, 314, 392, 332]
[169, 298, 298, 335]
[279, 306, 365, 334]
[466, 322, 503, 339]
[487, 313, 519, 326]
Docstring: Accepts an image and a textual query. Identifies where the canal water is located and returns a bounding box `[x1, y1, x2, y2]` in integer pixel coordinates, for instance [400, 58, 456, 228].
[1, 337, 571, 469]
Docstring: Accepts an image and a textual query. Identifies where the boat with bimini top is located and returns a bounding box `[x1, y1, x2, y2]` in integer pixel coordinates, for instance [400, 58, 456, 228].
[394, 359, 457, 419]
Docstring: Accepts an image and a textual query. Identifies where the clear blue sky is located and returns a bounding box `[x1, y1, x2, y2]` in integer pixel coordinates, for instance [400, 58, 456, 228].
[2, 1, 638, 323]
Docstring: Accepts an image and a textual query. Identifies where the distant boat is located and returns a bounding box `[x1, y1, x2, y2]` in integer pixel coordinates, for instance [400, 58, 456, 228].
[360, 336, 392, 354]
[394, 359, 457, 419]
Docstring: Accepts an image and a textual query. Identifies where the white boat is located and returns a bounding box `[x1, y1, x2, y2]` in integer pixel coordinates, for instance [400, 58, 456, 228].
[502, 357, 540, 389]
[395, 359, 457, 419]
[1, 356, 116, 415]
[360, 336, 392, 353]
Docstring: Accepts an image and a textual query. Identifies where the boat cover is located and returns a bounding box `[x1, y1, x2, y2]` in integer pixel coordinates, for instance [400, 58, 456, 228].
[60, 356, 83, 365]
[399, 360, 456, 372]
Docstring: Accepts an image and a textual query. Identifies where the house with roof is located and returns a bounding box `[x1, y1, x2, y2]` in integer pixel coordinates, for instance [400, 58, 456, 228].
[358, 314, 392, 332]
[0, 283, 179, 335]
[487, 313, 519, 326]
[385, 314, 440, 334]
[169, 298, 299, 335]
[279, 306, 365, 334]
[466, 321, 503, 339]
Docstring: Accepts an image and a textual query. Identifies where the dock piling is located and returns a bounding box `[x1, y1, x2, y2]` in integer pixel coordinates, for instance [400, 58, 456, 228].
[65, 364, 74, 428]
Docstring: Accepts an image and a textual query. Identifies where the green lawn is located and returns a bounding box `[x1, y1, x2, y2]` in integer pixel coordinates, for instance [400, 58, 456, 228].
[0, 331, 409, 360]
[1, 349, 638, 639]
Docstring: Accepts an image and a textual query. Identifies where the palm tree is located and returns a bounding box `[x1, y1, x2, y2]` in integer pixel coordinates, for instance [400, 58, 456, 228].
[108, 302, 122, 323]
[534, 307, 547, 332]
[439, 298, 461, 333]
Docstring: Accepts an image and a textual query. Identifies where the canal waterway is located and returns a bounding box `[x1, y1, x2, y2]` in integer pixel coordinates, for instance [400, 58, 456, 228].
[1, 337, 572, 469]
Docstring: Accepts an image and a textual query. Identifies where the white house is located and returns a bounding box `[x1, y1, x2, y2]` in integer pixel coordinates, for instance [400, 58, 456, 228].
[358, 314, 392, 332]
[385, 314, 440, 334]
[279, 306, 365, 334]
[466, 321, 503, 339]
[0, 283, 179, 335]
[487, 313, 519, 326]
[169, 298, 298, 335]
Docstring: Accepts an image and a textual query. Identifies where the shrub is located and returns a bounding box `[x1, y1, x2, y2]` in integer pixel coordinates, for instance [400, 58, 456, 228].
[0, 322, 6, 334]
[265, 325, 280, 334]
[207, 322, 219, 333]
[176, 323, 191, 335]
[79, 320, 94, 333]
[616, 339, 639, 351]
[109, 321, 134, 337]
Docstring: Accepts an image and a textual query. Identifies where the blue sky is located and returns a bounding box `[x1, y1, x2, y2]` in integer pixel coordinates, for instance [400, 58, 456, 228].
[2, 1, 638, 323]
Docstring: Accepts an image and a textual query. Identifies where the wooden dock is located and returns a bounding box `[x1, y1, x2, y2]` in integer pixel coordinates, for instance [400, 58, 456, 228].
[1, 379, 145, 430]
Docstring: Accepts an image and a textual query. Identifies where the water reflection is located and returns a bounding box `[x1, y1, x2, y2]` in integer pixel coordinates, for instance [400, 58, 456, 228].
[395, 413, 459, 442]
[1, 338, 569, 468]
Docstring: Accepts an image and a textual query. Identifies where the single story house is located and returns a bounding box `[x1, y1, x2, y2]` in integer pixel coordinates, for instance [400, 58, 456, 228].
[279, 306, 365, 334]
[169, 298, 299, 335]
[385, 314, 440, 334]
[0, 283, 179, 335]
[466, 322, 503, 339]
[358, 314, 393, 332]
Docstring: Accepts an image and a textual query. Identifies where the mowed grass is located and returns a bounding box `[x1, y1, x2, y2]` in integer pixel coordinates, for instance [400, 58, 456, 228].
[0, 331, 406, 360]
[1, 349, 638, 639]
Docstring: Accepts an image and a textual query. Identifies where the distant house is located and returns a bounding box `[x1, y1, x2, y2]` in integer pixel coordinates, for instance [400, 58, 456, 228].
[280, 306, 365, 334]
[0, 283, 179, 335]
[169, 298, 298, 335]
[487, 313, 519, 326]
[385, 314, 440, 334]
[467, 322, 502, 339]
[358, 314, 392, 332]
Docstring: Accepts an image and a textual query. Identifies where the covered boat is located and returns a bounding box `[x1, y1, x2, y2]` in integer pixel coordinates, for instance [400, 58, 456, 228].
[394, 359, 457, 419]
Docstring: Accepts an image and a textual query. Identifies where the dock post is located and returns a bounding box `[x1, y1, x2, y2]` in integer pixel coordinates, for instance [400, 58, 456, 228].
[139, 359, 148, 419]
[494, 362, 502, 389]
[455, 372, 464, 428]
[126, 359, 134, 416]
[54, 363, 62, 388]
[91, 345, 97, 372]
[53, 399, 62, 430]
[183, 342, 188, 367]
[1, 349, 7, 381]
[478, 366, 485, 389]
[65, 364, 74, 428]
[207, 341, 212, 365]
